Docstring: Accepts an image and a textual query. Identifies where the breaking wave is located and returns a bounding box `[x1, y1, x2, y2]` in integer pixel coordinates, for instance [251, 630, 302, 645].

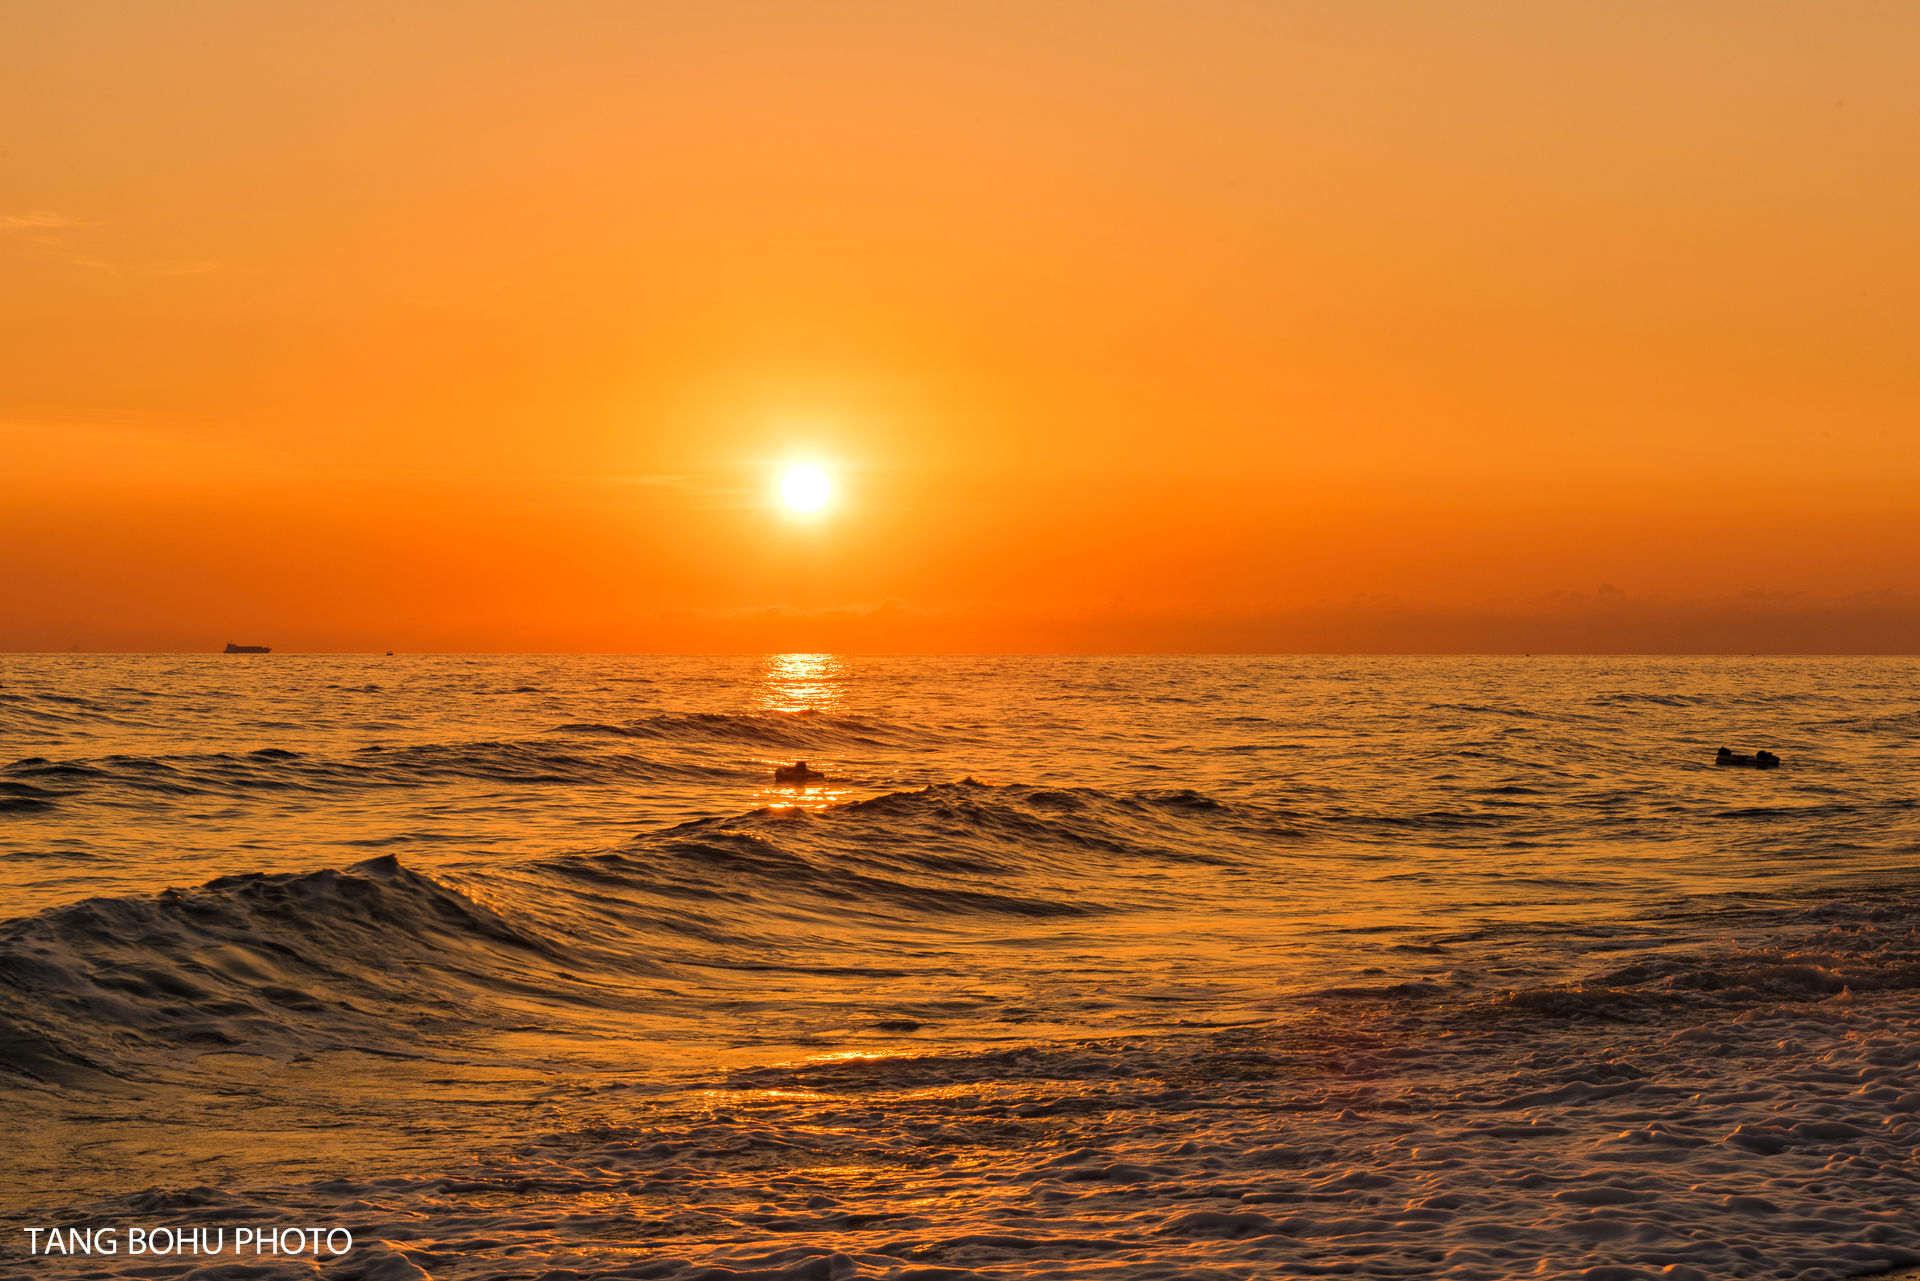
[0, 781, 1311, 1090]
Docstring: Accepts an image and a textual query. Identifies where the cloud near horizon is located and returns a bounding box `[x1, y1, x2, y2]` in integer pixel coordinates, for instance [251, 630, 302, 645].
[625, 587, 1920, 654]
[10, 588, 1914, 655]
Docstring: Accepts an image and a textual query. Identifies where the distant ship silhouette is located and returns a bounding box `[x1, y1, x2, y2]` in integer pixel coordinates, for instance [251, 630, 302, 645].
[222, 641, 271, 654]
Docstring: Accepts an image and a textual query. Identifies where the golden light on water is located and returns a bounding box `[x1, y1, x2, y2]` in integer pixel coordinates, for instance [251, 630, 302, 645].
[753, 653, 855, 809]
[756, 653, 845, 714]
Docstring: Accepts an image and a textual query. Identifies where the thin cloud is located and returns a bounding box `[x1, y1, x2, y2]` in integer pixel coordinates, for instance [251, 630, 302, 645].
[599, 473, 764, 507]
[1, 211, 221, 276]
[3, 417, 293, 483]
[612, 474, 707, 489]
[0, 210, 90, 232]
[148, 259, 223, 277]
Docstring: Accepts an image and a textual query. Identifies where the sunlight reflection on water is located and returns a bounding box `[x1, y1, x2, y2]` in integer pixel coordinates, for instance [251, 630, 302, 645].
[754, 653, 848, 715]
[751, 654, 853, 807]
[749, 783, 860, 811]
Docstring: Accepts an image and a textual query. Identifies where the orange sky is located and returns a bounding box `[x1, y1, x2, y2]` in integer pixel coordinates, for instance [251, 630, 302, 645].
[4, 1, 1917, 652]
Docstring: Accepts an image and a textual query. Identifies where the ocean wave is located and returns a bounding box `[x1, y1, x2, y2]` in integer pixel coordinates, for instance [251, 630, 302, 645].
[1467, 905, 1920, 1023]
[540, 782, 1282, 910]
[549, 709, 948, 749]
[0, 783, 1251, 1083]
[0, 780, 1295, 1086]
[0, 738, 747, 809]
[0, 709, 964, 811]
[0, 854, 595, 1088]
[0, 779, 68, 813]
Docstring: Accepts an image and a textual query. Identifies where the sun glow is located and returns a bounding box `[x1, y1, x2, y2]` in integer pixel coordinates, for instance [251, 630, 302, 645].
[779, 464, 832, 513]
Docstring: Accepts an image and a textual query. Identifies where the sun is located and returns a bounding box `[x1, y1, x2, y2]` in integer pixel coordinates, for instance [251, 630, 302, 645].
[779, 464, 831, 513]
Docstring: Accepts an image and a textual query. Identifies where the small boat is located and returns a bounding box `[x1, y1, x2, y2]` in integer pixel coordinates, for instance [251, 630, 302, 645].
[223, 642, 271, 654]
[774, 760, 826, 783]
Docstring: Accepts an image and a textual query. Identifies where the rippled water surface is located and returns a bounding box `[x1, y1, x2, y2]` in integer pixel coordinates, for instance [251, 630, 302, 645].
[2, 655, 1918, 1280]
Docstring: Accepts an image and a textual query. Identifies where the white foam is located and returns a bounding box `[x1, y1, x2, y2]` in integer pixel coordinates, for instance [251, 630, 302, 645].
[12, 986, 1918, 1280]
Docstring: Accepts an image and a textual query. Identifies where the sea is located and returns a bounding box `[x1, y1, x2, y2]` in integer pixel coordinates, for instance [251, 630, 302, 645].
[1, 653, 1917, 1280]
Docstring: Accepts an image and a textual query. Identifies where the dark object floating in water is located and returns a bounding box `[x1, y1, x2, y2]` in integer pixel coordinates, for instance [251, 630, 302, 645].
[774, 760, 826, 783]
[1717, 747, 1781, 768]
[222, 642, 271, 654]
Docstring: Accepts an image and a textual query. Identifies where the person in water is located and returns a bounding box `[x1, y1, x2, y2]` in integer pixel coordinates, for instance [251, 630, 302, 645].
[774, 760, 825, 782]
[1717, 747, 1782, 768]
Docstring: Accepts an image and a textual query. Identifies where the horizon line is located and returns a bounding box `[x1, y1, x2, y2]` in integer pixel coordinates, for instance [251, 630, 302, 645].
[5, 650, 1919, 659]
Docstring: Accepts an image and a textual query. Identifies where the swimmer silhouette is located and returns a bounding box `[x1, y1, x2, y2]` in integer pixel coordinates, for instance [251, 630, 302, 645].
[774, 760, 826, 783]
[1717, 747, 1782, 769]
